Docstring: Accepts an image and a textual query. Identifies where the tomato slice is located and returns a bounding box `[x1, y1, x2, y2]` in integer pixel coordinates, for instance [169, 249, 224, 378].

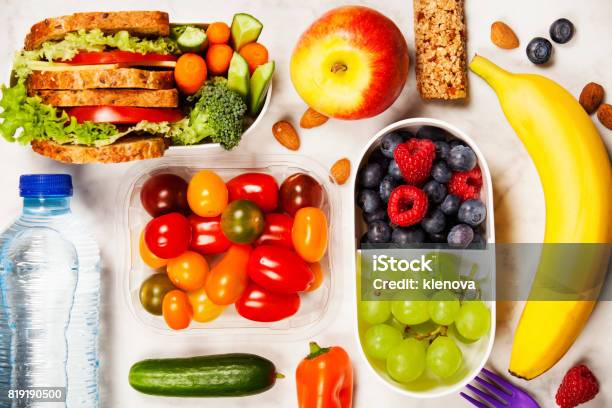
[68, 51, 178, 65]
[66, 106, 184, 124]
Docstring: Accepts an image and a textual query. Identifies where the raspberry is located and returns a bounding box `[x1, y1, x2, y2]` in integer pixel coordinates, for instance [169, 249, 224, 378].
[556, 365, 599, 408]
[393, 138, 436, 185]
[387, 185, 429, 227]
[448, 167, 483, 201]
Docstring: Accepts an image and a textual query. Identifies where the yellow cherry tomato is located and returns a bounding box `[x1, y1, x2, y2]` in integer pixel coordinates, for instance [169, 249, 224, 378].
[187, 286, 226, 323]
[139, 231, 168, 269]
[187, 170, 228, 217]
[306, 262, 324, 292]
[166, 251, 209, 292]
[292, 207, 328, 262]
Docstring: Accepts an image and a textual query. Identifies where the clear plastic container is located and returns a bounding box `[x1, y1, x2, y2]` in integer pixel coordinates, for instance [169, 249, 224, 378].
[350, 118, 496, 399]
[116, 150, 340, 341]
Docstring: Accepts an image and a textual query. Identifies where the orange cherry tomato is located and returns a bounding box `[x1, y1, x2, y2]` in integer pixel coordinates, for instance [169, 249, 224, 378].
[187, 170, 228, 217]
[306, 262, 324, 292]
[162, 290, 192, 330]
[139, 231, 168, 269]
[188, 286, 225, 323]
[166, 251, 209, 291]
[205, 244, 252, 305]
[292, 207, 328, 262]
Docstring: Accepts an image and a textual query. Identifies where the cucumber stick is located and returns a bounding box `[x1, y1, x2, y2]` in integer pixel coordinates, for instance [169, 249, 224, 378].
[249, 61, 274, 116]
[129, 354, 279, 397]
[231, 13, 263, 51]
[228, 52, 250, 101]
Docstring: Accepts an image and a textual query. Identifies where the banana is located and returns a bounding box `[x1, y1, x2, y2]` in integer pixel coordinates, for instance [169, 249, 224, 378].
[469, 55, 612, 380]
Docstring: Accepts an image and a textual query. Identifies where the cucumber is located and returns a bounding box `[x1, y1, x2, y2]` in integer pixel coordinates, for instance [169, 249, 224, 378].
[249, 61, 274, 116]
[231, 13, 263, 51]
[227, 52, 250, 101]
[128, 354, 279, 397]
[177, 26, 208, 53]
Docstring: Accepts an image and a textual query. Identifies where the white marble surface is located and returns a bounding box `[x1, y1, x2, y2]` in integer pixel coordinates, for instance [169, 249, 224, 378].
[0, 0, 611, 407]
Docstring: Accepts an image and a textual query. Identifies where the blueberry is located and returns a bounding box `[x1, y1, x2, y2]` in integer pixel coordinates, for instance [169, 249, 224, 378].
[458, 199, 487, 227]
[360, 233, 370, 247]
[427, 231, 448, 243]
[469, 232, 486, 249]
[423, 180, 447, 204]
[440, 194, 461, 216]
[379, 175, 399, 202]
[449, 140, 464, 149]
[359, 162, 384, 188]
[388, 160, 403, 180]
[434, 141, 450, 161]
[550, 18, 574, 44]
[448, 145, 477, 171]
[380, 132, 404, 158]
[417, 126, 449, 142]
[368, 149, 390, 168]
[421, 209, 446, 234]
[447, 224, 474, 248]
[367, 220, 392, 243]
[357, 189, 382, 213]
[526, 37, 553, 65]
[392, 226, 425, 245]
[431, 160, 452, 183]
[363, 208, 387, 224]
[397, 130, 415, 141]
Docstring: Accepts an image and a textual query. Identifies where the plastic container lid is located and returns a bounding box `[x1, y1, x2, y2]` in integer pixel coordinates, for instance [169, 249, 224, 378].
[19, 174, 73, 197]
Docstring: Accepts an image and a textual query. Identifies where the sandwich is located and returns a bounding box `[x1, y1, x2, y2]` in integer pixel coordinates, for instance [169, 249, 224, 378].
[0, 11, 274, 164]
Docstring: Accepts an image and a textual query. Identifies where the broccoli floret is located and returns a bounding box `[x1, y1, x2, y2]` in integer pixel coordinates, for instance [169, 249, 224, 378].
[174, 77, 247, 149]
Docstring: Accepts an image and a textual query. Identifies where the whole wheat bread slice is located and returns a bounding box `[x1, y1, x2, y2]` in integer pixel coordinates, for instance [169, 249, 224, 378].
[31, 88, 178, 107]
[27, 68, 175, 90]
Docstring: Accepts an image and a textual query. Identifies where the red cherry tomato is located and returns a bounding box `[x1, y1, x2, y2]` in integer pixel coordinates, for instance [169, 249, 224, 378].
[144, 213, 191, 259]
[188, 214, 231, 255]
[140, 173, 189, 217]
[255, 213, 294, 249]
[226, 173, 279, 212]
[279, 173, 324, 215]
[247, 245, 313, 294]
[235, 283, 300, 322]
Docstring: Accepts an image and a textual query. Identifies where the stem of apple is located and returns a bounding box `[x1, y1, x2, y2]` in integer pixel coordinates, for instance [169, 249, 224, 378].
[331, 62, 348, 74]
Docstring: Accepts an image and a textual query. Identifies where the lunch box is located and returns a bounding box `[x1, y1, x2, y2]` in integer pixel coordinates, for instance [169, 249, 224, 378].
[350, 118, 496, 398]
[116, 150, 340, 341]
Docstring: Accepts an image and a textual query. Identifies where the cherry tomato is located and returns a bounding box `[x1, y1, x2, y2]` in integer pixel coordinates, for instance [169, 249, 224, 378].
[162, 290, 192, 330]
[306, 262, 324, 292]
[188, 214, 231, 255]
[140, 173, 189, 217]
[139, 231, 168, 269]
[279, 173, 324, 215]
[235, 283, 301, 322]
[292, 207, 328, 263]
[255, 213, 294, 249]
[139, 273, 176, 315]
[205, 244, 252, 305]
[166, 250, 209, 291]
[187, 286, 225, 323]
[144, 213, 191, 259]
[247, 245, 313, 294]
[226, 173, 279, 212]
[187, 170, 228, 217]
[220, 200, 264, 244]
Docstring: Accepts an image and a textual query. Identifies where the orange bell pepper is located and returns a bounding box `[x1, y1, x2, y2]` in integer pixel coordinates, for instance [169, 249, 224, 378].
[296, 342, 353, 408]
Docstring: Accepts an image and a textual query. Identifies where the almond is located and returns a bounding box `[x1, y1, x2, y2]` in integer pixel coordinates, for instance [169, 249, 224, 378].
[330, 158, 351, 185]
[300, 107, 329, 129]
[597, 104, 612, 130]
[579, 82, 605, 114]
[272, 120, 300, 150]
[491, 21, 519, 49]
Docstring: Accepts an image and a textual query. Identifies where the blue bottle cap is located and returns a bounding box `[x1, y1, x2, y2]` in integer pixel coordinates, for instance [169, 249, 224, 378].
[19, 174, 73, 197]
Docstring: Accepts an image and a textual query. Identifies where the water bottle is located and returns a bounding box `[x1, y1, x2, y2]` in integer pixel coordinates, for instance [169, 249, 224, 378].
[0, 175, 101, 407]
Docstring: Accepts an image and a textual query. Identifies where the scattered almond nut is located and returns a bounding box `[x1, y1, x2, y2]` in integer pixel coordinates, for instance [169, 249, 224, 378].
[272, 120, 300, 151]
[491, 21, 519, 49]
[300, 107, 329, 129]
[579, 82, 605, 114]
[330, 158, 351, 185]
[597, 104, 612, 130]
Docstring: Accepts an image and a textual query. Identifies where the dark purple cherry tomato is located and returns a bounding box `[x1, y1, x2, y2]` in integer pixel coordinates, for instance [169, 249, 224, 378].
[144, 212, 191, 259]
[188, 215, 232, 255]
[140, 173, 189, 217]
[279, 173, 324, 216]
[226, 173, 279, 213]
[255, 213, 294, 249]
[235, 282, 301, 322]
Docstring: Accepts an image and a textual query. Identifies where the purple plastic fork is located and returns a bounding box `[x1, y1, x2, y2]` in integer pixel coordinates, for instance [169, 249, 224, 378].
[460, 368, 540, 408]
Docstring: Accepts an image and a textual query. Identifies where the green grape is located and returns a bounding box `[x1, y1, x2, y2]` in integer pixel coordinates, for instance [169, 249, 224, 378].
[428, 290, 461, 325]
[388, 317, 407, 333]
[359, 301, 391, 325]
[455, 300, 491, 340]
[386, 338, 426, 383]
[391, 296, 429, 325]
[448, 324, 477, 344]
[363, 324, 402, 360]
[426, 336, 463, 379]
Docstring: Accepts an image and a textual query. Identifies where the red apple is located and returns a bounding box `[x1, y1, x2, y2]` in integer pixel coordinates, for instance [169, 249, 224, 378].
[290, 6, 409, 120]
